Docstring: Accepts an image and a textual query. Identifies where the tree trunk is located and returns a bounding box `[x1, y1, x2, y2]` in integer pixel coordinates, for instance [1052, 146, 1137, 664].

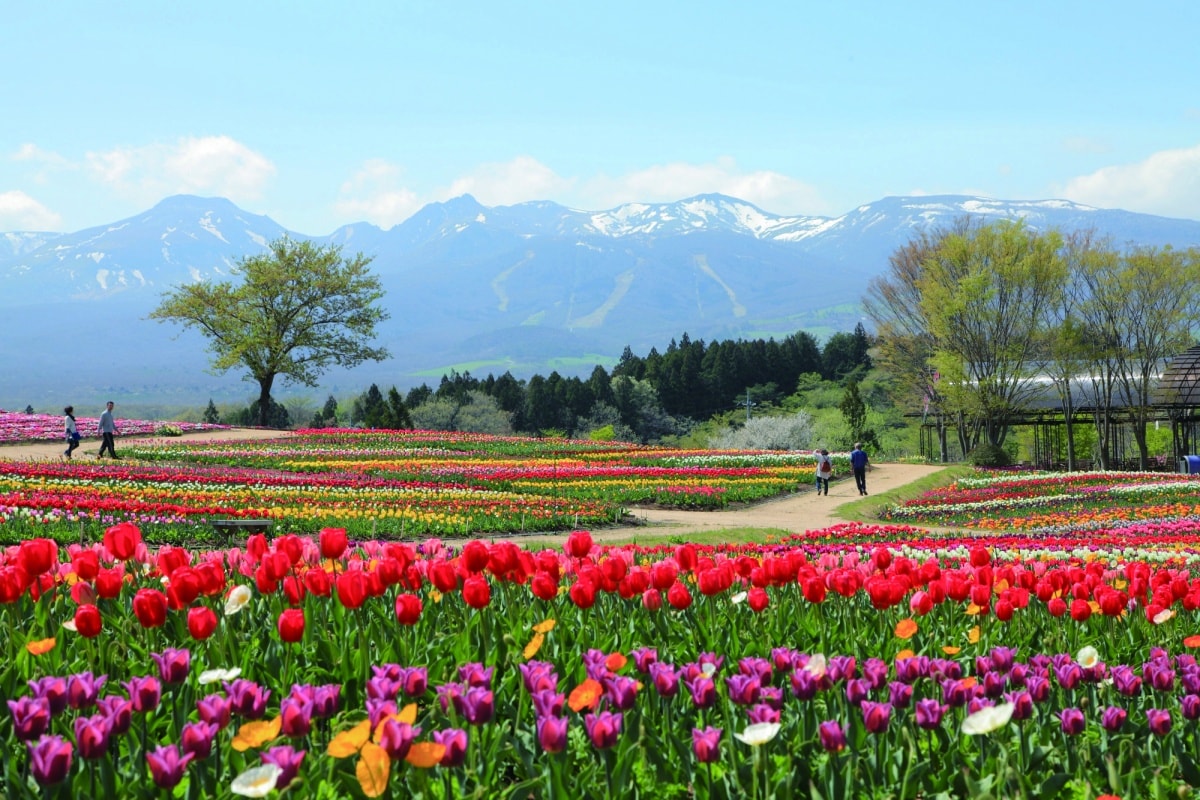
[258, 375, 275, 428]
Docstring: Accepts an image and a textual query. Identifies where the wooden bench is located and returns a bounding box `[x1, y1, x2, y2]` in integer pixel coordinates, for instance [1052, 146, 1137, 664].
[211, 519, 273, 539]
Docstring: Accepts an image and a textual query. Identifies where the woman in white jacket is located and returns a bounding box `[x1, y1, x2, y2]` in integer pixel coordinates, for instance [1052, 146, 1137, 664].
[64, 406, 80, 458]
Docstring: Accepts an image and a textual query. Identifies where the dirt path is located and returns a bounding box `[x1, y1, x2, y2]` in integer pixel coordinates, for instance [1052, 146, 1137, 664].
[0, 429, 950, 544]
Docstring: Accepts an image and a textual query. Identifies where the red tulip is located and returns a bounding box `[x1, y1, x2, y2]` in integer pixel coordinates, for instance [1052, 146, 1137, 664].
[462, 575, 492, 609]
[304, 569, 333, 597]
[395, 593, 423, 626]
[335, 571, 368, 610]
[462, 540, 491, 573]
[103, 522, 141, 561]
[667, 581, 692, 610]
[1069, 598, 1092, 622]
[74, 604, 103, 638]
[565, 530, 593, 559]
[531, 571, 558, 601]
[18, 539, 58, 576]
[642, 588, 662, 610]
[132, 588, 168, 628]
[430, 561, 459, 593]
[569, 580, 597, 609]
[187, 607, 218, 640]
[94, 568, 123, 600]
[72, 550, 100, 581]
[747, 587, 769, 613]
[277, 608, 305, 643]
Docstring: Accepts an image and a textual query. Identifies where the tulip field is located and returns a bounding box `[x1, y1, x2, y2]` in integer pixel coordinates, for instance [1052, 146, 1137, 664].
[5, 429, 1200, 797]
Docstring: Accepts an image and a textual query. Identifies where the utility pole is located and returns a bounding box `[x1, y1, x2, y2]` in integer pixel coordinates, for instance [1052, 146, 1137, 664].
[745, 389, 755, 422]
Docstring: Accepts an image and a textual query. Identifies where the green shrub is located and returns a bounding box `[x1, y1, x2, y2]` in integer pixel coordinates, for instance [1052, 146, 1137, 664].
[155, 424, 184, 437]
[966, 443, 1012, 467]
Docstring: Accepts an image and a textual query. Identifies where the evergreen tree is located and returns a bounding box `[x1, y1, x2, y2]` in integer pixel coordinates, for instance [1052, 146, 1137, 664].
[203, 399, 220, 424]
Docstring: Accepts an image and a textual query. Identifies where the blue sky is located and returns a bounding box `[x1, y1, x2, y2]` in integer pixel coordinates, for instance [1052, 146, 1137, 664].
[4, 1, 1199, 234]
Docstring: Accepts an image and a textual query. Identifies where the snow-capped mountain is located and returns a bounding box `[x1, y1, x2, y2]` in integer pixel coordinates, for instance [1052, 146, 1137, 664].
[2, 192, 1198, 407]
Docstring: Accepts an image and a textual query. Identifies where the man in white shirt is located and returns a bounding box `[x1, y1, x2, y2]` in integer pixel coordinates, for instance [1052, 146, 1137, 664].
[98, 401, 119, 458]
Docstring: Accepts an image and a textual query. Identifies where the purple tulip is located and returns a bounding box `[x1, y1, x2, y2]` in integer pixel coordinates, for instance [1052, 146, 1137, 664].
[1006, 691, 1033, 721]
[1054, 662, 1082, 690]
[989, 647, 1017, 673]
[894, 656, 929, 684]
[458, 662, 494, 688]
[73, 713, 113, 760]
[1181, 695, 1200, 721]
[603, 675, 640, 711]
[692, 726, 722, 763]
[1059, 707, 1086, 736]
[432, 728, 469, 767]
[828, 655, 857, 682]
[759, 686, 784, 711]
[789, 668, 819, 701]
[818, 720, 847, 752]
[146, 744, 194, 789]
[376, 719, 420, 761]
[27, 676, 68, 716]
[1111, 665, 1142, 697]
[7, 696, 51, 741]
[123, 675, 162, 713]
[26, 735, 73, 786]
[367, 675, 402, 702]
[862, 658, 890, 690]
[1100, 706, 1127, 732]
[630, 647, 659, 673]
[261, 745, 306, 789]
[726, 674, 761, 706]
[887, 681, 913, 709]
[1146, 708, 1172, 737]
[66, 672, 106, 710]
[582, 649, 609, 679]
[436, 682, 463, 714]
[312, 684, 341, 719]
[519, 662, 558, 693]
[584, 711, 623, 749]
[196, 693, 233, 730]
[770, 647, 800, 672]
[941, 678, 970, 708]
[649, 663, 680, 697]
[224, 679, 270, 719]
[982, 671, 1008, 699]
[738, 657, 773, 683]
[366, 699, 398, 730]
[457, 686, 495, 725]
[929, 658, 963, 681]
[747, 703, 780, 724]
[914, 698, 946, 730]
[150, 648, 191, 685]
[96, 696, 132, 736]
[537, 715, 569, 753]
[279, 695, 314, 738]
[844, 678, 871, 707]
[181, 720, 220, 760]
[1180, 669, 1200, 695]
[1009, 663, 1029, 687]
[685, 676, 717, 709]
[1148, 665, 1176, 693]
[1025, 674, 1050, 703]
[861, 700, 892, 734]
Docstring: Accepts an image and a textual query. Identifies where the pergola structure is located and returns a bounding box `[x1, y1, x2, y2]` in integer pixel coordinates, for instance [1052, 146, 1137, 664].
[918, 346, 1200, 471]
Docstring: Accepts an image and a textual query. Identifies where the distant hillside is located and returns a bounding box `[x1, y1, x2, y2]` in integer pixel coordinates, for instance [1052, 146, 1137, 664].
[2, 193, 1198, 409]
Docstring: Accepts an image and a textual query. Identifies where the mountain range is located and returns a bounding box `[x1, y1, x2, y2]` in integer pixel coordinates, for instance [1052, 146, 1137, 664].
[3, 193, 1199, 410]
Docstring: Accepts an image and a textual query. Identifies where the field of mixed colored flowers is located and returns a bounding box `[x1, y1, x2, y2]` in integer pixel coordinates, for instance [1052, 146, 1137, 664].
[0, 411, 228, 445]
[0, 430, 829, 544]
[5, 429, 1200, 797]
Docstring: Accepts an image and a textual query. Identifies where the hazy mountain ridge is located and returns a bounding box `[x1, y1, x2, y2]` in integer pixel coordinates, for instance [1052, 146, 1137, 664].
[2, 192, 1198, 408]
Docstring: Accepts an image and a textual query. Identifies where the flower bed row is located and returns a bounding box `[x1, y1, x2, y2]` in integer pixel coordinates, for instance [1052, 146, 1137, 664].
[5, 523, 1200, 796]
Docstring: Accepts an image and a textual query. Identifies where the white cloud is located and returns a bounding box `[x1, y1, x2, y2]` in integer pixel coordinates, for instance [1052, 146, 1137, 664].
[1059, 144, 1200, 220]
[85, 135, 275, 204]
[333, 159, 423, 228]
[444, 155, 576, 207]
[0, 190, 63, 230]
[11, 143, 69, 168]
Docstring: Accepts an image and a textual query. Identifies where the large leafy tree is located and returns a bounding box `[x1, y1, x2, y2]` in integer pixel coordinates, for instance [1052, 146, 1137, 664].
[150, 237, 390, 427]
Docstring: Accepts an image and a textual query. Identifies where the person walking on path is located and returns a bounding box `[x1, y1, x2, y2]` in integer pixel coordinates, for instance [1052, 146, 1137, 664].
[850, 442, 871, 495]
[815, 449, 833, 495]
[63, 406, 80, 459]
[98, 400, 119, 458]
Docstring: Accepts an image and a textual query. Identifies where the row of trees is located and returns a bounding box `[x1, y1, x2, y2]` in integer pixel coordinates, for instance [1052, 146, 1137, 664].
[865, 219, 1200, 467]
[307, 327, 875, 444]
